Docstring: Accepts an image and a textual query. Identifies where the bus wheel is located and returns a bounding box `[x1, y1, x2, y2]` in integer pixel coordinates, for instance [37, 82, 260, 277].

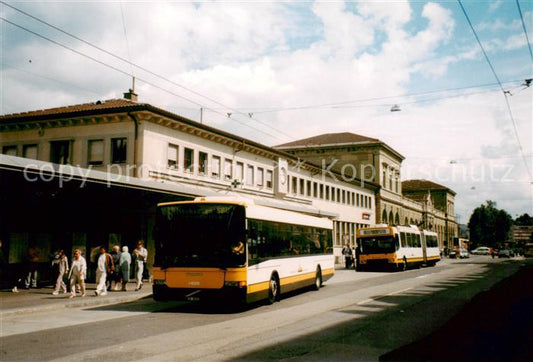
[402, 257, 408, 271]
[312, 268, 322, 291]
[267, 274, 280, 304]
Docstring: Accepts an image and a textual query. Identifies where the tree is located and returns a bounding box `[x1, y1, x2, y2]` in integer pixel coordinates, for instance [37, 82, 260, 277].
[468, 200, 513, 248]
[514, 213, 533, 226]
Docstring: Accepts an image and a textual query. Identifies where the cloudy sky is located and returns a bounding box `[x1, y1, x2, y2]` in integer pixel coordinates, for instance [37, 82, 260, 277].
[1, 0, 532, 222]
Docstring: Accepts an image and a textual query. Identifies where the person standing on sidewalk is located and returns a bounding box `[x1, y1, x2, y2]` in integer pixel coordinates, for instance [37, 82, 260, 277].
[52, 250, 69, 295]
[133, 240, 147, 291]
[24, 246, 40, 289]
[95, 246, 112, 296]
[109, 245, 121, 291]
[119, 246, 131, 291]
[69, 249, 86, 298]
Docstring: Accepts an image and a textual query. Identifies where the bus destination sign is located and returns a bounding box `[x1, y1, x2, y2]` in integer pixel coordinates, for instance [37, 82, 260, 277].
[359, 228, 390, 236]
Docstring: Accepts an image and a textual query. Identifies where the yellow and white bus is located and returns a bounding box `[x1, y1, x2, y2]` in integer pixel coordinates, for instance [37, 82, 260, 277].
[357, 225, 440, 271]
[152, 197, 334, 304]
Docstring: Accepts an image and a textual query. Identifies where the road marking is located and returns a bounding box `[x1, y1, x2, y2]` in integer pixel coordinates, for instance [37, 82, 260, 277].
[357, 287, 412, 306]
[415, 275, 428, 279]
[387, 287, 412, 295]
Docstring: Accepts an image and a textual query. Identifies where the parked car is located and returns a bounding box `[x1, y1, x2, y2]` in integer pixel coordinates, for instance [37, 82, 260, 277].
[471, 246, 490, 255]
[459, 249, 470, 258]
[498, 249, 512, 258]
[448, 250, 457, 259]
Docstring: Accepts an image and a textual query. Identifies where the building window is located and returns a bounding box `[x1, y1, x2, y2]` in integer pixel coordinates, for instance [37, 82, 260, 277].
[199, 151, 208, 175]
[257, 167, 264, 186]
[50, 140, 72, 165]
[236, 162, 244, 182]
[326, 186, 330, 200]
[88, 140, 104, 165]
[292, 176, 298, 194]
[320, 184, 324, 199]
[211, 155, 221, 178]
[184, 147, 194, 172]
[337, 189, 341, 203]
[299, 179, 305, 195]
[342, 190, 346, 204]
[167, 144, 179, 169]
[266, 170, 273, 189]
[224, 159, 232, 180]
[313, 182, 318, 198]
[111, 138, 127, 164]
[2, 145, 17, 156]
[246, 165, 254, 186]
[23, 144, 38, 160]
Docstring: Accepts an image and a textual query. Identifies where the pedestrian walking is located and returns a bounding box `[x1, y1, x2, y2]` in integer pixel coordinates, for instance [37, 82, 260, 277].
[342, 243, 353, 269]
[69, 249, 86, 298]
[119, 246, 131, 291]
[52, 250, 69, 295]
[133, 240, 147, 291]
[24, 246, 40, 289]
[109, 245, 121, 291]
[95, 246, 113, 296]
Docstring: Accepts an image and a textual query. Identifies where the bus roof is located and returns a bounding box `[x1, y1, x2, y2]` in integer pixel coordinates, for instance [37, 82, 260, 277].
[158, 196, 333, 230]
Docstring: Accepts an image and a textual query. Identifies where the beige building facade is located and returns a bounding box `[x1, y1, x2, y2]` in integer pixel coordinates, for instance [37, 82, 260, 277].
[0, 92, 379, 273]
[275, 133, 458, 250]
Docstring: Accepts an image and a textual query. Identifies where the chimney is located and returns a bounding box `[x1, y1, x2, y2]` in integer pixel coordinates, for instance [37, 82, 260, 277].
[123, 89, 138, 102]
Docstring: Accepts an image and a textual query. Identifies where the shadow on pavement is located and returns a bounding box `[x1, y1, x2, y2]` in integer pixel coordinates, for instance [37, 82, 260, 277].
[232, 260, 530, 361]
[380, 264, 533, 362]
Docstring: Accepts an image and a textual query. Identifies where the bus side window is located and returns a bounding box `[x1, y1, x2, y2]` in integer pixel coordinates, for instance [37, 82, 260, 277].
[400, 232, 406, 247]
[416, 234, 421, 248]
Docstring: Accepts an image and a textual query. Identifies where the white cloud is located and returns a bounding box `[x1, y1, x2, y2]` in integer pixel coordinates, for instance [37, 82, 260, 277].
[1, 0, 531, 218]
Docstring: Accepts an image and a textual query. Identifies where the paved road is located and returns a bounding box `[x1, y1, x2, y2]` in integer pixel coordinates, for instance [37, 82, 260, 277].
[0, 257, 526, 361]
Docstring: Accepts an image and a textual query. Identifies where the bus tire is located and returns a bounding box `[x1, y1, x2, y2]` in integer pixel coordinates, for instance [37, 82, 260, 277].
[267, 274, 280, 304]
[312, 267, 322, 291]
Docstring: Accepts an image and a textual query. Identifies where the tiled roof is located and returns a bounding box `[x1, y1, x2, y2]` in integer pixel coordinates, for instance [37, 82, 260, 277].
[275, 132, 380, 148]
[0, 99, 144, 121]
[402, 179, 456, 195]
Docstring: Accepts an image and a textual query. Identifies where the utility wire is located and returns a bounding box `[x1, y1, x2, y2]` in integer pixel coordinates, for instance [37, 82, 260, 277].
[0, 1, 294, 140]
[516, 0, 533, 63]
[249, 80, 519, 114]
[458, 0, 532, 183]
[119, 1, 134, 76]
[0, 16, 281, 142]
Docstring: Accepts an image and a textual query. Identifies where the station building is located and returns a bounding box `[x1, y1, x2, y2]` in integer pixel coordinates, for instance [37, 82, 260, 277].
[0, 91, 378, 284]
[275, 133, 458, 249]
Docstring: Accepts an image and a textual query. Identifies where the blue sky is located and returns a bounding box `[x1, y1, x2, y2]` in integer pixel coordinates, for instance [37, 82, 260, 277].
[1, 0, 532, 221]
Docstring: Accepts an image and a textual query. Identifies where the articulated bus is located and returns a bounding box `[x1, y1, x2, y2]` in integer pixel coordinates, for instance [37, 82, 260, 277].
[357, 225, 440, 271]
[152, 197, 334, 304]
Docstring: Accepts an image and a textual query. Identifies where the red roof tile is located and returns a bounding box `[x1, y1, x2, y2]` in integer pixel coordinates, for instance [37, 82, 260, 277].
[275, 132, 380, 148]
[402, 179, 456, 195]
[0, 99, 143, 121]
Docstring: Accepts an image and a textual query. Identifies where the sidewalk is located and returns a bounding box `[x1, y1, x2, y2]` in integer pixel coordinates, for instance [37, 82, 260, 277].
[0, 282, 152, 317]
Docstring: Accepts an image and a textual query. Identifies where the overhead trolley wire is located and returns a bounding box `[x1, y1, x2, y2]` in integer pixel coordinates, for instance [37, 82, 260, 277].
[457, 0, 533, 184]
[515, 0, 533, 63]
[0, 16, 282, 142]
[0, 1, 295, 141]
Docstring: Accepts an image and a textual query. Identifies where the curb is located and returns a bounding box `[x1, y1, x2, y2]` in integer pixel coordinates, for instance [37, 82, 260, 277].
[1, 291, 153, 317]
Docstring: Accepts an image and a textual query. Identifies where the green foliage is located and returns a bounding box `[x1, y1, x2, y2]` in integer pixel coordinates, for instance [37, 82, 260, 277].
[514, 213, 533, 226]
[467, 201, 512, 248]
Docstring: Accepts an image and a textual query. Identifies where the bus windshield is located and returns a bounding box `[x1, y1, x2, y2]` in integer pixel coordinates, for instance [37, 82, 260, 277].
[359, 235, 398, 254]
[155, 203, 246, 268]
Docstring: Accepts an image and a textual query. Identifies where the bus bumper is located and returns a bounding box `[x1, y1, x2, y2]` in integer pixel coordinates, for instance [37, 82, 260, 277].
[153, 284, 247, 304]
